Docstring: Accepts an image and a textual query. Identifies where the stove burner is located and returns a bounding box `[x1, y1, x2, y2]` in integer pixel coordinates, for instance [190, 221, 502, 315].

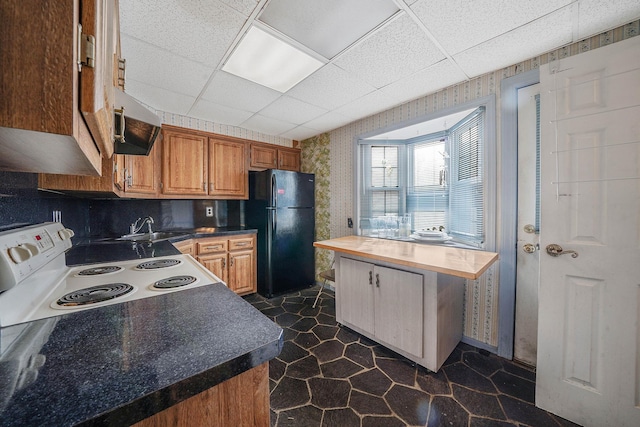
[56, 283, 134, 306]
[136, 259, 182, 270]
[77, 266, 123, 276]
[153, 275, 198, 289]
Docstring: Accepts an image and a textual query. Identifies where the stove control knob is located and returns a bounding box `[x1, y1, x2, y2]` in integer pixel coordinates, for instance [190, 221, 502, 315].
[8, 245, 32, 264]
[58, 228, 75, 240]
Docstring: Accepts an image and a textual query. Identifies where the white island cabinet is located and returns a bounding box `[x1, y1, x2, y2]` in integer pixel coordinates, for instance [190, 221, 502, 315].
[314, 236, 498, 372]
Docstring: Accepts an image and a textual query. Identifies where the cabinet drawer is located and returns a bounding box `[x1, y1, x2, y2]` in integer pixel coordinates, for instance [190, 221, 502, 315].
[173, 239, 194, 255]
[197, 239, 228, 254]
[229, 237, 254, 251]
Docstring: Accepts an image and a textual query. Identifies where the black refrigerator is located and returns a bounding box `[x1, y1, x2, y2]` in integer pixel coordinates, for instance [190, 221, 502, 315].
[246, 170, 315, 298]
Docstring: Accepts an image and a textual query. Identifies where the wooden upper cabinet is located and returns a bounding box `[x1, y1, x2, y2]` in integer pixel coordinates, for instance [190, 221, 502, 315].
[162, 129, 208, 196]
[209, 137, 248, 198]
[121, 138, 160, 195]
[250, 144, 277, 169]
[249, 143, 301, 172]
[278, 147, 301, 171]
[0, 0, 120, 176]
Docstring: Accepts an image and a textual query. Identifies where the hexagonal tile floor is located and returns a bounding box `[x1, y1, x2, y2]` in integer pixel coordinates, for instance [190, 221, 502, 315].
[245, 286, 580, 427]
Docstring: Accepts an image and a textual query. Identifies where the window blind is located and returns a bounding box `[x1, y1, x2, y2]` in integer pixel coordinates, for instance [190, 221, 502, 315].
[449, 107, 485, 246]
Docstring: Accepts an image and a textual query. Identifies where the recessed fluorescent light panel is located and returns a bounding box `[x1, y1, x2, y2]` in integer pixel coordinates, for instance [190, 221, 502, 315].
[258, 0, 400, 59]
[222, 26, 324, 93]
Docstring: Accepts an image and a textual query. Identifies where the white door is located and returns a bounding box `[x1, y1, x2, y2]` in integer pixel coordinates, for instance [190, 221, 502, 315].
[515, 83, 541, 366]
[536, 36, 640, 426]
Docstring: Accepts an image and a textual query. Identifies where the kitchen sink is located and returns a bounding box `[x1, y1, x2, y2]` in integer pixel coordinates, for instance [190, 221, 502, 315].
[116, 231, 189, 242]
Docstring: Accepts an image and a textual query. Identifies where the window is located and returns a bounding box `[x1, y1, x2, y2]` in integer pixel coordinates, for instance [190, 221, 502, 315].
[358, 107, 487, 248]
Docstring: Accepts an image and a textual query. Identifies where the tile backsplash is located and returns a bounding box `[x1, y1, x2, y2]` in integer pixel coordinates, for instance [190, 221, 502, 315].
[0, 172, 243, 237]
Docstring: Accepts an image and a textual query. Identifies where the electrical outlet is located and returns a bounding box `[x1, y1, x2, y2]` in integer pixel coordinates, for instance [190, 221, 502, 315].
[205, 207, 214, 217]
[347, 217, 353, 228]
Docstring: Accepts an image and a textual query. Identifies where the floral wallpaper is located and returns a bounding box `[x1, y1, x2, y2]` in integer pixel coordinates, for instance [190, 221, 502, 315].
[300, 133, 331, 280]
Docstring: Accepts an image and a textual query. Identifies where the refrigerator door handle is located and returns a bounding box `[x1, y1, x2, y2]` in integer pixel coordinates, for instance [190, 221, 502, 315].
[271, 173, 277, 207]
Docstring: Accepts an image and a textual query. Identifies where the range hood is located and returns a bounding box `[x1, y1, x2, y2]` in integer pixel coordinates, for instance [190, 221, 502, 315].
[113, 89, 162, 155]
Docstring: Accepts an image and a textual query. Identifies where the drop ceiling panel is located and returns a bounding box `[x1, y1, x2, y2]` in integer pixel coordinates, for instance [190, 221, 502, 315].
[189, 99, 254, 126]
[304, 111, 360, 133]
[286, 64, 376, 110]
[258, 96, 328, 125]
[334, 89, 402, 119]
[280, 126, 319, 140]
[123, 80, 196, 115]
[378, 59, 468, 106]
[241, 114, 298, 136]
[577, 0, 640, 39]
[119, 0, 247, 67]
[201, 71, 282, 113]
[453, 5, 575, 77]
[121, 35, 213, 97]
[411, 0, 573, 55]
[218, 0, 259, 17]
[333, 13, 445, 88]
[258, 0, 400, 58]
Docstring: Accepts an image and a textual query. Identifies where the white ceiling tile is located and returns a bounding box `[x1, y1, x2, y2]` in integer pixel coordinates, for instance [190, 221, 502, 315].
[334, 13, 445, 88]
[379, 59, 468, 105]
[286, 64, 376, 110]
[240, 114, 298, 136]
[201, 71, 282, 113]
[189, 99, 254, 126]
[123, 80, 196, 115]
[577, 0, 640, 39]
[119, 0, 246, 67]
[217, 0, 259, 17]
[411, 0, 573, 55]
[258, 0, 399, 58]
[280, 126, 320, 140]
[304, 111, 360, 132]
[453, 5, 575, 78]
[334, 89, 400, 119]
[121, 35, 213, 97]
[258, 96, 328, 125]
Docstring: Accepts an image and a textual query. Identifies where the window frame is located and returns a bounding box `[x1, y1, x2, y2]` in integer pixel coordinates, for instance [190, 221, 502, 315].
[355, 95, 496, 252]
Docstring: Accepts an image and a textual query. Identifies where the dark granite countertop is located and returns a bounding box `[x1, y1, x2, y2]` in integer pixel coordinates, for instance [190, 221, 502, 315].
[0, 228, 282, 426]
[66, 227, 257, 266]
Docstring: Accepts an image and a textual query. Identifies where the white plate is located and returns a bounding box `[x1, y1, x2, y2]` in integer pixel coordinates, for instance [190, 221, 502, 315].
[415, 230, 446, 237]
[410, 233, 453, 243]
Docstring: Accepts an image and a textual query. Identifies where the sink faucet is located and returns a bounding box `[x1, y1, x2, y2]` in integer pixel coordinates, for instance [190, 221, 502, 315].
[130, 216, 154, 235]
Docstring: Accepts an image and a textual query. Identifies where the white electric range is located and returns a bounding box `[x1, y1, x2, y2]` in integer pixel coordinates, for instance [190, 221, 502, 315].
[0, 222, 224, 328]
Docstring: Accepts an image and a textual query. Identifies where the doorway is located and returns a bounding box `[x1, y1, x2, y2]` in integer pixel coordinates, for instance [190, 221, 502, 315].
[514, 83, 540, 366]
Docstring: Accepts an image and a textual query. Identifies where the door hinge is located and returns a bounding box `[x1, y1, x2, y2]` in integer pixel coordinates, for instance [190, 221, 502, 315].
[77, 24, 96, 71]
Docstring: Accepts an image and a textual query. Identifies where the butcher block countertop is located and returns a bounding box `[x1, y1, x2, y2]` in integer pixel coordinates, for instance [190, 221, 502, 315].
[314, 236, 498, 279]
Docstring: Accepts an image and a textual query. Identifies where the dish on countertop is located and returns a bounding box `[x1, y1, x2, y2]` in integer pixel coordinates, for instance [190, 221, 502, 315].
[410, 233, 453, 243]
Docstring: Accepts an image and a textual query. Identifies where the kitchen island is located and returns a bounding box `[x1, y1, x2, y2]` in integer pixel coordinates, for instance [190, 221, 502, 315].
[314, 236, 498, 372]
[0, 234, 281, 426]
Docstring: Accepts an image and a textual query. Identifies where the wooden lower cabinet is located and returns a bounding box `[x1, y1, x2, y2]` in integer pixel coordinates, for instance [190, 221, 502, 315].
[336, 255, 464, 372]
[133, 362, 269, 427]
[172, 239, 194, 256]
[193, 235, 256, 296]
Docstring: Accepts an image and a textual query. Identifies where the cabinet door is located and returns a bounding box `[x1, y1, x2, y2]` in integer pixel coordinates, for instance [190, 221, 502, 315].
[278, 148, 301, 171]
[374, 265, 423, 358]
[339, 258, 374, 333]
[198, 253, 228, 283]
[173, 239, 194, 256]
[250, 144, 277, 169]
[124, 139, 159, 195]
[162, 130, 208, 195]
[229, 250, 255, 295]
[209, 138, 247, 198]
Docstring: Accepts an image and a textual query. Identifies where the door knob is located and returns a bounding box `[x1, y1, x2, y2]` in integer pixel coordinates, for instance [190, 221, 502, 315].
[523, 243, 537, 253]
[546, 244, 578, 258]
